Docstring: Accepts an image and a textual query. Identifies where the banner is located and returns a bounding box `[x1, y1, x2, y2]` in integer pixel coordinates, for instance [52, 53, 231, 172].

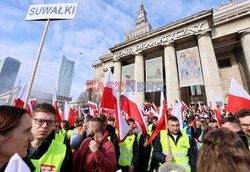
[146, 57, 163, 92]
[176, 47, 203, 87]
[121, 64, 135, 93]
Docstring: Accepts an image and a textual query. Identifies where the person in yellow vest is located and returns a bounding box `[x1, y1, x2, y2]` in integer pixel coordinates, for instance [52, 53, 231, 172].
[153, 116, 196, 172]
[148, 116, 158, 136]
[60, 120, 73, 141]
[28, 103, 73, 172]
[118, 119, 140, 172]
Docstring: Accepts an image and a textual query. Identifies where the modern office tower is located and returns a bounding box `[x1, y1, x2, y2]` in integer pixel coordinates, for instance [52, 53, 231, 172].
[0, 57, 21, 94]
[56, 55, 75, 98]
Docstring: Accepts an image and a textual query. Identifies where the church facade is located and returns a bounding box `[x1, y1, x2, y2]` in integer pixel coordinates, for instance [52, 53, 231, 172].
[91, 0, 250, 107]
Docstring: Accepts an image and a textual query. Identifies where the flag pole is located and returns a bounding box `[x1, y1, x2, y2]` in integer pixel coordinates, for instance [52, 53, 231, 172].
[165, 108, 171, 155]
[24, 19, 50, 108]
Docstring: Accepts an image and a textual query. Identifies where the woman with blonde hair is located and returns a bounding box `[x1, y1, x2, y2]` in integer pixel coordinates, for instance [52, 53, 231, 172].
[197, 128, 250, 172]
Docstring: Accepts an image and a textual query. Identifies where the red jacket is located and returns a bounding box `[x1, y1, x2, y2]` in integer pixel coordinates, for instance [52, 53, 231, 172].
[74, 131, 117, 172]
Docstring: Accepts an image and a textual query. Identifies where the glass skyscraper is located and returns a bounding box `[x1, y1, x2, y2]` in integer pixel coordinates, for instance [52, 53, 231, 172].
[0, 57, 21, 94]
[56, 55, 75, 98]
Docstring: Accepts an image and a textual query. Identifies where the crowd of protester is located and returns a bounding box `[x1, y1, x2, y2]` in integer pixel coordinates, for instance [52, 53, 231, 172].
[0, 103, 249, 172]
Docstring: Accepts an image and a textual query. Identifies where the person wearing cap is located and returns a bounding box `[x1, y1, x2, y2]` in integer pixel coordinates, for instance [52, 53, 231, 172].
[208, 119, 218, 131]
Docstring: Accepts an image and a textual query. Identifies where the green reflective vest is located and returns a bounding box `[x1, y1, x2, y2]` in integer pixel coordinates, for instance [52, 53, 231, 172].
[31, 139, 67, 172]
[148, 124, 153, 136]
[55, 133, 65, 144]
[160, 130, 191, 172]
[118, 134, 135, 167]
[31, 159, 41, 172]
[137, 132, 142, 146]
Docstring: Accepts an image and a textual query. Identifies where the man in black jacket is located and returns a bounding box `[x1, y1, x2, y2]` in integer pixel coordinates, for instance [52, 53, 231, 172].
[221, 116, 248, 149]
[28, 103, 73, 172]
[153, 117, 196, 172]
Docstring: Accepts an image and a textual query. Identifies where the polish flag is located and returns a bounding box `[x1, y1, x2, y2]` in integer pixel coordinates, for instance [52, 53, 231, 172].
[120, 86, 148, 137]
[198, 101, 203, 112]
[30, 98, 37, 106]
[153, 103, 159, 114]
[64, 101, 77, 126]
[53, 89, 62, 125]
[100, 68, 130, 141]
[147, 93, 173, 144]
[209, 101, 212, 107]
[143, 102, 153, 108]
[158, 91, 166, 120]
[150, 107, 158, 118]
[227, 78, 250, 113]
[212, 105, 222, 128]
[15, 84, 32, 116]
[171, 103, 183, 131]
[88, 101, 97, 109]
[59, 108, 64, 120]
[181, 101, 188, 109]
[101, 108, 108, 114]
[140, 105, 145, 116]
[175, 98, 180, 104]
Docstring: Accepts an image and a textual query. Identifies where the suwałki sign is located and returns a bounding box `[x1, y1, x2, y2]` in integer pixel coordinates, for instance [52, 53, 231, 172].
[26, 3, 78, 21]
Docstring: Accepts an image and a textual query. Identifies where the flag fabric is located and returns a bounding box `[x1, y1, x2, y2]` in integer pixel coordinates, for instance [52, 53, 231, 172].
[198, 101, 203, 112]
[209, 101, 212, 107]
[5, 153, 30, 172]
[175, 98, 180, 104]
[181, 101, 188, 109]
[158, 91, 166, 120]
[120, 86, 148, 137]
[212, 105, 222, 128]
[171, 103, 183, 131]
[100, 68, 130, 141]
[149, 107, 158, 118]
[227, 78, 250, 113]
[88, 101, 98, 117]
[30, 98, 36, 106]
[143, 102, 153, 108]
[147, 93, 173, 144]
[53, 89, 61, 125]
[15, 84, 32, 116]
[64, 101, 78, 126]
[153, 103, 159, 114]
[59, 108, 64, 120]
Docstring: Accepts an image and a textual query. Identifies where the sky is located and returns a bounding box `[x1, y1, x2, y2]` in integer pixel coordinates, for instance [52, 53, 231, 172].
[0, 0, 242, 100]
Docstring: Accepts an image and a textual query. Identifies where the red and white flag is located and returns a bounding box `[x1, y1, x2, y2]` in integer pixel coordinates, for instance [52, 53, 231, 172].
[181, 101, 188, 109]
[149, 107, 158, 118]
[53, 89, 61, 125]
[227, 78, 250, 113]
[88, 101, 97, 117]
[158, 91, 167, 120]
[212, 104, 222, 128]
[153, 103, 159, 114]
[143, 102, 153, 108]
[59, 108, 64, 120]
[175, 98, 180, 104]
[64, 101, 78, 126]
[120, 86, 148, 137]
[30, 98, 37, 106]
[147, 93, 173, 144]
[198, 101, 203, 112]
[100, 68, 130, 141]
[171, 103, 183, 131]
[15, 84, 32, 116]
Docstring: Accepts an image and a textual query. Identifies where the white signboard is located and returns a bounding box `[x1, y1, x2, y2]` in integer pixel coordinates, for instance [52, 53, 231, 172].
[26, 3, 78, 21]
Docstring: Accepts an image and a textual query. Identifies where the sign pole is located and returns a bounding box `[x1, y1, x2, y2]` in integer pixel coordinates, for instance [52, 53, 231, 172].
[24, 19, 50, 108]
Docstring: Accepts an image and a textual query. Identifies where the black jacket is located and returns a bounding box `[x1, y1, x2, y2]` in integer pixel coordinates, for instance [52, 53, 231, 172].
[153, 130, 196, 172]
[28, 131, 73, 172]
[236, 130, 249, 150]
[106, 125, 120, 162]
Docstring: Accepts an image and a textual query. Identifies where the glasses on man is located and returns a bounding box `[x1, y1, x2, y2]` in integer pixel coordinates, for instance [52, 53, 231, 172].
[32, 118, 56, 127]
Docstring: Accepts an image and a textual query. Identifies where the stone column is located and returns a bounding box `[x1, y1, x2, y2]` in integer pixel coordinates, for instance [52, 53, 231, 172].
[197, 31, 223, 105]
[240, 29, 250, 78]
[113, 58, 122, 103]
[134, 52, 145, 105]
[164, 42, 180, 106]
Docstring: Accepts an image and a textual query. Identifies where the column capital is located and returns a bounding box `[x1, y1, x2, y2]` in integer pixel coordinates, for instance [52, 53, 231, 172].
[239, 28, 250, 38]
[135, 51, 143, 56]
[162, 41, 175, 48]
[112, 57, 120, 63]
[196, 30, 211, 40]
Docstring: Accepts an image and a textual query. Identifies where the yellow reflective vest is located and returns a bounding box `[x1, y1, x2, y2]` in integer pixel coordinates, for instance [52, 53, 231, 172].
[31, 139, 67, 172]
[148, 124, 153, 136]
[118, 134, 135, 167]
[160, 130, 191, 172]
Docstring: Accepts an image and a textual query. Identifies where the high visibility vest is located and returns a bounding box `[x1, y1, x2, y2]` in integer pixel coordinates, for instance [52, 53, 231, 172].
[31, 159, 41, 172]
[148, 124, 153, 136]
[118, 134, 135, 167]
[61, 129, 73, 140]
[160, 130, 191, 172]
[32, 139, 67, 172]
[55, 133, 65, 144]
[137, 132, 142, 146]
[147, 143, 154, 171]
